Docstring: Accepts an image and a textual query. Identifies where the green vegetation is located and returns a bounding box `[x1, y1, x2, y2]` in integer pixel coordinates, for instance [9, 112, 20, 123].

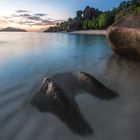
[44, 0, 140, 32]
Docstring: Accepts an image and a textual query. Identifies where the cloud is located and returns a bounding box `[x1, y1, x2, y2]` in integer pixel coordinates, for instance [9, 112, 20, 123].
[16, 19, 54, 26]
[16, 10, 30, 13]
[27, 15, 41, 21]
[0, 19, 9, 25]
[20, 14, 31, 17]
[34, 13, 48, 17]
[15, 20, 33, 25]
[0, 10, 65, 31]
[11, 13, 30, 18]
[53, 19, 65, 23]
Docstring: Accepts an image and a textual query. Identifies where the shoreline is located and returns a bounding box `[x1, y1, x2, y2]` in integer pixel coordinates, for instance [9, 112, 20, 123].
[69, 30, 106, 35]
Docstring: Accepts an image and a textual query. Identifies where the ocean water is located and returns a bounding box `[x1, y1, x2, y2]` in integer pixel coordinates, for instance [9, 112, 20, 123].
[0, 32, 140, 140]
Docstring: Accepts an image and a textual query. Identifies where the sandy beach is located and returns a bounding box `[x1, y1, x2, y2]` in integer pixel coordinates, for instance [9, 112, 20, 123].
[69, 30, 106, 35]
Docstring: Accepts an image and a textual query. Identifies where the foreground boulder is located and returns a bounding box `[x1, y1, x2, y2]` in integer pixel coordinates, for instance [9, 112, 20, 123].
[31, 72, 118, 135]
[107, 14, 140, 61]
[31, 78, 93, 136]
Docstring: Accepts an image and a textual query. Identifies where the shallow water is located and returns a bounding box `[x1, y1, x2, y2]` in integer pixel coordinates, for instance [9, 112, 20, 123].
[0, 32, 140, 140]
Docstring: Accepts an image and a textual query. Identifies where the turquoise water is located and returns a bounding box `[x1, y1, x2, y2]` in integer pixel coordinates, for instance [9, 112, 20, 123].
[0, 32, 140, 140]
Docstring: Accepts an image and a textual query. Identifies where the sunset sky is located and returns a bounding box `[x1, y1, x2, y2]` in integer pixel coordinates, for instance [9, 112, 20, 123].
[0, 0, 126, 32]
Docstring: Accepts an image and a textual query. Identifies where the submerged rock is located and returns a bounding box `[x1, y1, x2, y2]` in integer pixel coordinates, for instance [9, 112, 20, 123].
[107, 14, 140, 61]
[52, 72, 118, 100]
[31, 77, 93, 136]
[31, 72, 119, 135]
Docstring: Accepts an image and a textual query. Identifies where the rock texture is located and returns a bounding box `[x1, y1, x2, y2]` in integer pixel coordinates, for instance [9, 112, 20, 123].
[31, 77, 93, 136]
[52, 72, 118, 100]
[107, 14, 140, 61]
[31, 72, 119, 135]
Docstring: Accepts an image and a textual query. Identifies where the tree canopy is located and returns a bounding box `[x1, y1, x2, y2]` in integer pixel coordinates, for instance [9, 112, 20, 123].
[44, 0, 140, 32]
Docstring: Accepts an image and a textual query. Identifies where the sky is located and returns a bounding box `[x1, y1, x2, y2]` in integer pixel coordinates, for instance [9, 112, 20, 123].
[0, 0, 127, 32]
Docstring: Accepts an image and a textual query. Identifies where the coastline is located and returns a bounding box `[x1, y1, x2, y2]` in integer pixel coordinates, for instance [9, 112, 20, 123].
[68, 30, 106, 35]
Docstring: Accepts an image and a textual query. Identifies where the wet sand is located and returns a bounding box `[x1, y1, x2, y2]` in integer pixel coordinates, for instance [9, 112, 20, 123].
[69, 30, 106, 35]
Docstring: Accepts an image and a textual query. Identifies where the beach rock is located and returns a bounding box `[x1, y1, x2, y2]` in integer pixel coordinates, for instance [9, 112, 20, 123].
[31, 78, 69, 111]
[107, 14, 140, 61]
[52, 72, 118, 100]
[137, 0, 140, 5]
[31, 77, 93, 136]
[31, 72, 119, 135]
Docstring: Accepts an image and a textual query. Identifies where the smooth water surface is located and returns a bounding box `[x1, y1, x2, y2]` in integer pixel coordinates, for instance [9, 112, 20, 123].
[0, 32, 140, 140]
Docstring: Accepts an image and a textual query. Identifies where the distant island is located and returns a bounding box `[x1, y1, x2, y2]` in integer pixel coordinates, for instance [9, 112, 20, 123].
[44, 0, 140, 32]
[0, 27, 27, 32]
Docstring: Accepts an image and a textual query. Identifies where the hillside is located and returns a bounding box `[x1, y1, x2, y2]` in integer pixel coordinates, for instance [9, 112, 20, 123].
[44, 0, 140, 32]
[0, 27, 27, 32]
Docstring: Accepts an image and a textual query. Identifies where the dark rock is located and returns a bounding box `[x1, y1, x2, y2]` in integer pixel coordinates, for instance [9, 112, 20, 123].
[31, 78, 93, 136]
[31, 72, 119, 135]
[52, 72, 119, 100]
[106, 14, 140, 61]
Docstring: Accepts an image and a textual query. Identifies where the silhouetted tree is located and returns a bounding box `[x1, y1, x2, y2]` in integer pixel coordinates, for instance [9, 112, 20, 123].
[76, 10, 83, 17]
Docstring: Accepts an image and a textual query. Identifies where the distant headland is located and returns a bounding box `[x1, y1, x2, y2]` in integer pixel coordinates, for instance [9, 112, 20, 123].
[0, 27, 27, 32]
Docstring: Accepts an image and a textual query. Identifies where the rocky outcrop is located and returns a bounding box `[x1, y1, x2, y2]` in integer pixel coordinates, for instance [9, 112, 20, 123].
[52, 72, 118, 100]
[31, 72, 118, 135]
[31, 77, 93, 136]
[106, 14, 140, 61]
[137, 0, 140, 5]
